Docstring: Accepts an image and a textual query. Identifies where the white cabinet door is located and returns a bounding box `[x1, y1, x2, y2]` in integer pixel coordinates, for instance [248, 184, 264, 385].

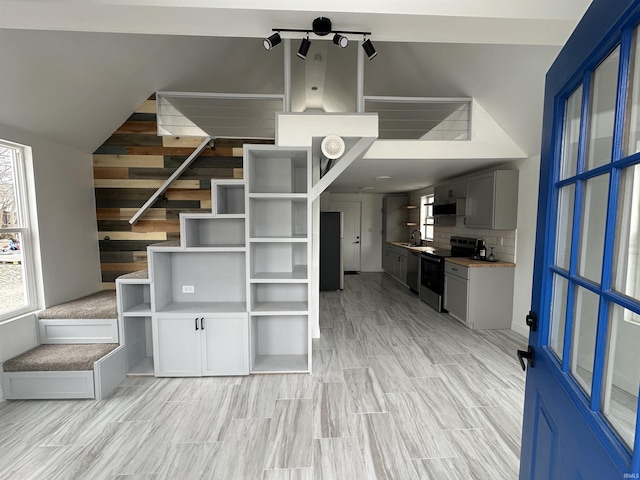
[153, 316, 201, 377]
[444, 273, 469, 323]
[201, 314, 249, 376]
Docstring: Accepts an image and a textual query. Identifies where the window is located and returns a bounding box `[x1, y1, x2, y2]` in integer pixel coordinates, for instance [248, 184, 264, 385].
[0, 141, 36, 319]
[420, 194, 434, 241]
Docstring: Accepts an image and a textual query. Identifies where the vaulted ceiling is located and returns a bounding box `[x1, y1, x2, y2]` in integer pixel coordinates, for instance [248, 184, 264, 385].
[0, 0, 592, 192]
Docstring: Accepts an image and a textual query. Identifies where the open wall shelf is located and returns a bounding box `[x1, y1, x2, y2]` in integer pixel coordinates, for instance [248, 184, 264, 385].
[213, 181, 245, 215]
[249, 198, 307, 238]
[250, 242, 308, 281]
[250, 315, 309, 373]
[250, 283, 308, 314]
[246, 148, 308, 194]
[181, 215, 246, 249]
[151, 251, 246, 313]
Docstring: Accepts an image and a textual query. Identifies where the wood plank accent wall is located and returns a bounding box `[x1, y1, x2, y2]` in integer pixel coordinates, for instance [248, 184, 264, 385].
[94, 95, 273, 287]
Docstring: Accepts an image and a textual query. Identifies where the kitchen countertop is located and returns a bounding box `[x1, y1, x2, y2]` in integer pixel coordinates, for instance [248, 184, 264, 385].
[446, 257, 515, 268]
[387, 241, 435, 253]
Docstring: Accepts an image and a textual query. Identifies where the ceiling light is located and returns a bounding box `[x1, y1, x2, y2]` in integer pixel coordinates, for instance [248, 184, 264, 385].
[375, 175, 391, 181]
[297, 36, 311, 59]
[362, 38, 377, 60]
[321, 135, 346, 159]
[263, 32, 282, 51]
[332, 33, 348, 48]
[312, 17, 332, 36]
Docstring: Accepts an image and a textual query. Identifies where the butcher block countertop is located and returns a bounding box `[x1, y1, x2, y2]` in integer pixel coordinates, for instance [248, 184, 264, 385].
[446, 257, 516, 268]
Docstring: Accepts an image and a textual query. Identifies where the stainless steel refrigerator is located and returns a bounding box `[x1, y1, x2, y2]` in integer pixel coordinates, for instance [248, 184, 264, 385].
[320, 212, 344, 291]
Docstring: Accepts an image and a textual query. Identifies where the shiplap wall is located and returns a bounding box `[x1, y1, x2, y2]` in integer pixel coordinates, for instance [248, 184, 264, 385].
[93, 95, 272, 287]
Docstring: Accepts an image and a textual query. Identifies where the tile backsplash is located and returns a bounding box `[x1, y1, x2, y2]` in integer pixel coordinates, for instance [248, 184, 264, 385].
[433, 218, 516, 263]
[407, 190, 516, 263]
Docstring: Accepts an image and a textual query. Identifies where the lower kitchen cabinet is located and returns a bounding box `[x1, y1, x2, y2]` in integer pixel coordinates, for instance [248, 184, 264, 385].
[444, 261, 514, 329]
[384, 245, 408, 285]
[153, 313, 249, 377]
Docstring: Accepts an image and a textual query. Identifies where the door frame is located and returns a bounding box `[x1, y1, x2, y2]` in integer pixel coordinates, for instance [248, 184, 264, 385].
[329, 200, 362, 272]
[522, 0, 640, 476]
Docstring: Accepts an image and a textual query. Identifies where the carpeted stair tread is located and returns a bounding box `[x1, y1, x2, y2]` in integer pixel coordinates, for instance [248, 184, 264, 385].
[38, 290, 117, 319]
[2, 344, 119, 372]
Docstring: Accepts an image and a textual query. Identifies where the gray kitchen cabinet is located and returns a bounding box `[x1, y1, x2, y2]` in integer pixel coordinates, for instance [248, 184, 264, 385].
[384, 244, 408, 285]
[444, 260, 514, 329]
[434, 180, 466, 205]
[465, 170, 518, 229]
[152, 313, 249, 377]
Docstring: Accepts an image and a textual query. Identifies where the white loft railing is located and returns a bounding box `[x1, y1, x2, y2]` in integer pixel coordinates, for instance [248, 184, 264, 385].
[363, 96, 472, 140]
[156, 92, 285, 139]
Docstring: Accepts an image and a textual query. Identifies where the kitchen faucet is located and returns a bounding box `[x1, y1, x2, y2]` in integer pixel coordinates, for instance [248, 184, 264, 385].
[410, 229, 422, 246]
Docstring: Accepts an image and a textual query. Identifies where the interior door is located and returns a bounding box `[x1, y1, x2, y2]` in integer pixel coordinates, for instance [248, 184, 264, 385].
[521, 1, 640, 478]
[329, 201, 361, 271]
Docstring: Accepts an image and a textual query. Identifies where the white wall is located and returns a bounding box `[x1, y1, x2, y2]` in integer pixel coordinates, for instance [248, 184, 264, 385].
[0, 122, 102, 308]
[0, 313, 38, 363]
[320, 192, 385, 272]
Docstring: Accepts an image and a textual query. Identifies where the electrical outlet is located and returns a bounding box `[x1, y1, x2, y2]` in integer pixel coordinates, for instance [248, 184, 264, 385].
[182, 285, 195, 294]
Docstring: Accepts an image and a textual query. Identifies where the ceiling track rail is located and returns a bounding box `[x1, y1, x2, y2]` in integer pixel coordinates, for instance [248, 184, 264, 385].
[128, 136, 213, 225]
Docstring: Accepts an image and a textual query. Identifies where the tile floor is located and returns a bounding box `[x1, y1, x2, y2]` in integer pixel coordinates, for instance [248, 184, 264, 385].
[0, 273, 527, 479]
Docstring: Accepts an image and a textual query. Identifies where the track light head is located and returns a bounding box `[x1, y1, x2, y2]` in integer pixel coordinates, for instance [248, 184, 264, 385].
[312, 17, 332, 36]
[362, 38, 377, 60]
[297, 36, 311, 60]
[332, 33, 348, 48]
[263, 32, 282, 50]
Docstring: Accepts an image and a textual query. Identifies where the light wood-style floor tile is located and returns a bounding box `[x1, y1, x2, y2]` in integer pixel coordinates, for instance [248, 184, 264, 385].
[356, 413, 419, 480]
[343, 368, 387, 413]
[313, 437, 368, 480]
[262, 468, 314, 480]
[264, 399, 313, 469]
[313, 382, 355, 438]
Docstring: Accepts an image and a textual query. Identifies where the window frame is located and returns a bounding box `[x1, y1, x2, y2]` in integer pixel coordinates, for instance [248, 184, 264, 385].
[0, 140, 38, 321]
[420, 194, 434, 242]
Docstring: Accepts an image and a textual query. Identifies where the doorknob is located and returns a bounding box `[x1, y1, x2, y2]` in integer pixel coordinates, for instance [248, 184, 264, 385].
[516, 346, 535, 371]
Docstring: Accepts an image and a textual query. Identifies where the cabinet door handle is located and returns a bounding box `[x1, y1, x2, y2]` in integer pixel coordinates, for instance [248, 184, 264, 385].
[452, 267, 458, 271]
[200, 317, 205, 330]
[195, 318, 199, 331]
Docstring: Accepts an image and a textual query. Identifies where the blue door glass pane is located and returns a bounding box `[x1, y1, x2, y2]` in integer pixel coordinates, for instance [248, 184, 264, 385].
[570, 286, 600, 396]
[613, 165, 640, 301]
[550, 274, 570, 361]
[586, 47, 619, 171]
[603, 303, 640, 449]
[578, 174, 610, 283]
[561, 86, 583, 180]
[555, 185, 575, 271]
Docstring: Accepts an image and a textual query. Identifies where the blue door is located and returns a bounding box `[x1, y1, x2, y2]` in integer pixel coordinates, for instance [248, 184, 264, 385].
[521, 0, 640, 478]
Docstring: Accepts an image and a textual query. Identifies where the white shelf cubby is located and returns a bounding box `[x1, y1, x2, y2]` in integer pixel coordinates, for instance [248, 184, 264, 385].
[119, 282, 152, 316]
[246, 146, 309, 194]
[212, 180, 245, 215]
[123, 315, 154, 375]
[248, 197, 307, 238]
[150, 250, 246, 313]
[250, 283, 308, 314]
[250, 315, 309, 373]
[249, 242, 308, 281]
[180, 214, 246, 249]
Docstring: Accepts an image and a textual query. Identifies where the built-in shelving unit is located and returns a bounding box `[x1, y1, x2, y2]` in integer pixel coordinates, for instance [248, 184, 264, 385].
[116, 146, 312, 378]
[245, 145, 311, 374]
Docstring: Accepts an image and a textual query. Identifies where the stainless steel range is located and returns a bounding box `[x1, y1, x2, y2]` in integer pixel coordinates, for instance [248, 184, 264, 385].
[419, 236, 477, 312]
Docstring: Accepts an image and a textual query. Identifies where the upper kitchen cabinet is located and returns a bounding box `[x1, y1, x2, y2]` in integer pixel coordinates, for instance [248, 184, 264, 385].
[434, 180, 467, 205]
[465, 170, 518, 229]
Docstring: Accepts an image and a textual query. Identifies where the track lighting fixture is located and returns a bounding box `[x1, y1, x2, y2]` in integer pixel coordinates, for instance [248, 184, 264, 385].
[362, 38, 377, 60]
[263, 17, 375, 60]
[263, 32, 282, 51]
[332, 33, 348, 48]
[297, 36, 311, 60]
